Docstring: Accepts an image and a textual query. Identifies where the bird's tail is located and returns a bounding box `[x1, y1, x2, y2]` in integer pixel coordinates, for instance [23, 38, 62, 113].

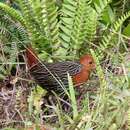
[25, 44, 39, 68]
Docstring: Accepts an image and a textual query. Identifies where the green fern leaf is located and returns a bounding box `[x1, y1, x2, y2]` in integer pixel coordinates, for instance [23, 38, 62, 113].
[0, 2, 25, 26]
[59, 0, 77, 48]
[41, 0, 60, 52]
[94, 0, 112, 15]
[71, 0, 96, 52]
[98, 11, 130, 59]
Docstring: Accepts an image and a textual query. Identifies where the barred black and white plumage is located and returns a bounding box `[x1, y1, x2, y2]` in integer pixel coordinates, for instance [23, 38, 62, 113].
[29, 61, 83, 93]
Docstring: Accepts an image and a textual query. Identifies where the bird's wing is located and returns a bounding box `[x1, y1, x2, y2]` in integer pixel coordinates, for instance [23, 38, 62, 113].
[46, 61, 83, 76]
[29, 61, 83, 93]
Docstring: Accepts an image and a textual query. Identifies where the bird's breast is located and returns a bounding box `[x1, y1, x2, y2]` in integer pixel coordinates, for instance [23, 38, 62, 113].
[72, 69, 90, 86]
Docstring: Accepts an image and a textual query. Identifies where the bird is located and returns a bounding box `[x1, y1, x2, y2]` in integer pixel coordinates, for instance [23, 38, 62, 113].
[25, 45, 95, 94]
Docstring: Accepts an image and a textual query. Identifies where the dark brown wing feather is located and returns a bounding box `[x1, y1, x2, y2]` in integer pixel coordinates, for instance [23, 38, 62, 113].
[29, 61, 82, 93]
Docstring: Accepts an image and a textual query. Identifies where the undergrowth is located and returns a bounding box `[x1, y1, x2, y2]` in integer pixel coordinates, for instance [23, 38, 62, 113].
[0, 0, 130, 130]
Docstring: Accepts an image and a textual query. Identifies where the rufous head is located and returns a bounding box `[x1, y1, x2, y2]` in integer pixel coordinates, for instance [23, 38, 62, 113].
[80, 54, 95, 71]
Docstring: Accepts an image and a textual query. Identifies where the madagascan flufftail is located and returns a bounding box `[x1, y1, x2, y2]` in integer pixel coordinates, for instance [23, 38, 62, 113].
[26, 46, 95, 93]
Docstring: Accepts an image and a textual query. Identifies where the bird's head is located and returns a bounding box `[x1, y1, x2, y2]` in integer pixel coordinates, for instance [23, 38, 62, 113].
[80, 54, 96, 71]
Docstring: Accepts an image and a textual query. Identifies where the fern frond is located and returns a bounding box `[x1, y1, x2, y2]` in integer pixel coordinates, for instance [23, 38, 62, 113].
[15, 0, 43, 39]
[0, 11, 28, 74]
[70, 0, 98, 53]
[0, 13, 29, 47]
[0, 2, 29, 47]
[59, 0, 77, 48]
[0, 2, 25, 26]
[60, 0, 97, 55]
[71, 0, 91, 51]
[98, 11, 130, 59]
[41, 0, 60, 51]
[29, 0, 45, 34]
[15, 0, 60, 53]
[84, 7, 97, 42]
[94, 0, 112, 16]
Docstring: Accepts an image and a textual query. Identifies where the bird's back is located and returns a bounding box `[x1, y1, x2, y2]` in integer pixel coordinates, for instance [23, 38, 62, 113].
[29, 61, 82, 93]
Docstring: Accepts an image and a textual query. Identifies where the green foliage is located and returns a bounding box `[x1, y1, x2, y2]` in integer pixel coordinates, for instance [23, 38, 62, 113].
[41, 0, 60, 50]
[15, 0, 48, 47]
[0, 0, 110, 57]
[0, 2, 25, 25]
[1, 0, 128, 58]
[60, 0, 97, 55]
[1, 0, 130, 129]
[14, 0, 60, 54]
[0, 9, 28, 78]
[59, 0, 77, 52]
[123, 24, 130, 37]
[98, 11, 130, 59]
[94, 0, 112, 16]
[71, 1, 95, 51]
[68, 73, 78, 119]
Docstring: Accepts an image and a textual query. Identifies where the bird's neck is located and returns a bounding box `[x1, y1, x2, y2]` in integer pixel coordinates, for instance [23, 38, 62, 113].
[82, 67, 91, 78]
[73, 67, 91, 87]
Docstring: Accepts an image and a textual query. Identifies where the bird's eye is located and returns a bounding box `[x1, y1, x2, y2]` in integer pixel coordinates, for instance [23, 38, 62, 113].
[89, 61, 93, 64]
